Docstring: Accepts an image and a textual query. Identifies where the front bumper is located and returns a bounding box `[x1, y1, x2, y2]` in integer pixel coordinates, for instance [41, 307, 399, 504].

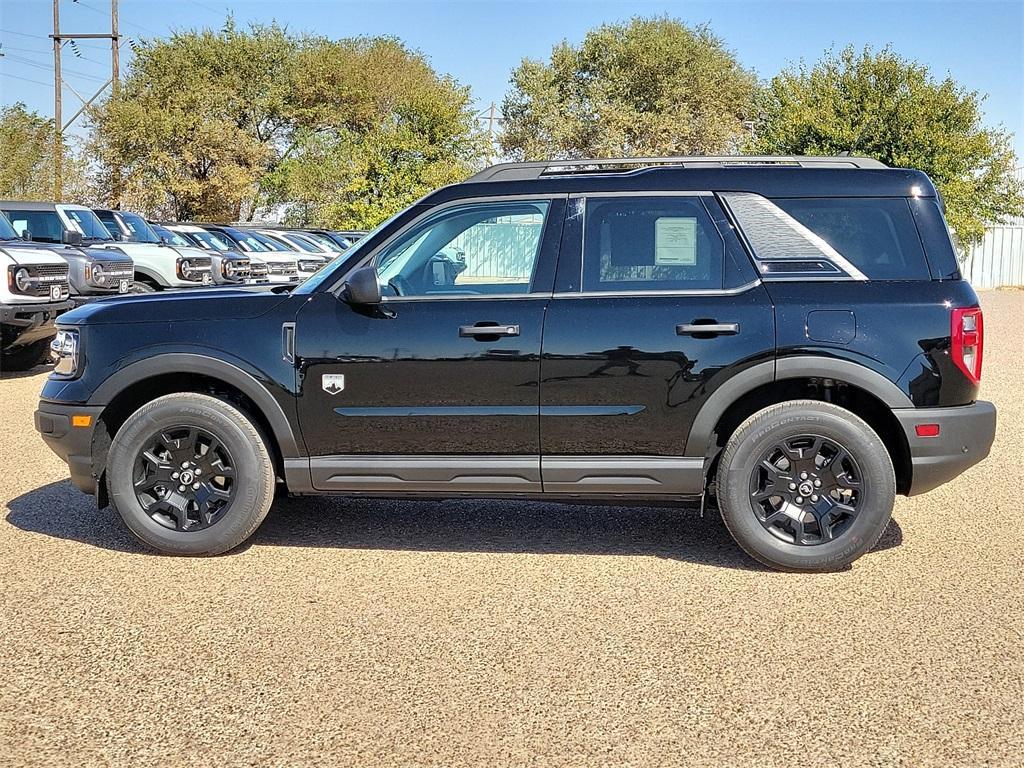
[1, 300, 74, 348]
[895, 401, 997, 495]
[35, 401, 106, 496]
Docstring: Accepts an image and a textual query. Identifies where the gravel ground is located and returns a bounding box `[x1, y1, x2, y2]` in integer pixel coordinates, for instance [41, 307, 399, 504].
[1, 290, 1022, 767]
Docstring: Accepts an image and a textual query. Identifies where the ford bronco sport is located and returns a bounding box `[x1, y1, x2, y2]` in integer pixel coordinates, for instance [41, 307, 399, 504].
[34, 157, 997, 571]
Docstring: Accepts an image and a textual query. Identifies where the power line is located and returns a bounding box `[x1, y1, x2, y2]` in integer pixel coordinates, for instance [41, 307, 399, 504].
[74, 0, 157, 36]
[2, 52, 108, 82]
[0, 72, 56, 89]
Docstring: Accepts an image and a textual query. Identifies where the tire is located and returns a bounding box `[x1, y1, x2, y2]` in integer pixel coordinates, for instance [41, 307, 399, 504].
[716, 400, 895, 572]
[131, 281, 157, 293]
[106, 393, 276, 555]
[2, 338, 52, 372]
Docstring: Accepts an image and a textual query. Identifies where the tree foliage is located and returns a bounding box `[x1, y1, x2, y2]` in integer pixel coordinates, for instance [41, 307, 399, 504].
[500, 17, 756, 160]
[266, 37, 486, 228]
[0, 103, 87, 202]
[88, 20, 484, 226]
[750, 46, 1023, 245]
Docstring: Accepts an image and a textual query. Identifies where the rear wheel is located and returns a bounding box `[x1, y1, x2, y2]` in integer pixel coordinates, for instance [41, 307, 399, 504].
[106, 393, 275, 555]
[716, 400, 895, 572]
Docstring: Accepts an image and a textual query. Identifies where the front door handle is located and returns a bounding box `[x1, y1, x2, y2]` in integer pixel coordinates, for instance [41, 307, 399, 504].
[459, 323, 520, 339]
[676, 322, 740, 336]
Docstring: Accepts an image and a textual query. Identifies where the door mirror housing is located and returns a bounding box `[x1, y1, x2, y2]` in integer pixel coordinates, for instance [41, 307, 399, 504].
[62, 230, 83, 246]
[342, 266, 382, 306]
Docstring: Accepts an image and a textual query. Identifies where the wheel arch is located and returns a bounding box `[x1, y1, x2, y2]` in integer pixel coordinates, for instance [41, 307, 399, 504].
[90, 354, 300, 486]
[132, 265, 169, 287]
[687, 357, 914, 495]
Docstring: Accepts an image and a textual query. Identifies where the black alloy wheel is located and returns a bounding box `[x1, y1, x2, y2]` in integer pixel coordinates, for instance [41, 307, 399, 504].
[133, 425, 236, 531]
[748, 435, 863, 545]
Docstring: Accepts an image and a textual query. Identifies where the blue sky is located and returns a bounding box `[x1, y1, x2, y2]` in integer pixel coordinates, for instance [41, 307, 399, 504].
[1, 0, 1022, 155]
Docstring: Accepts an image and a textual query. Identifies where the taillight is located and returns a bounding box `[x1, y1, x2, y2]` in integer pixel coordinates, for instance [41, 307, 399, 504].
[951, 307, 984, 385]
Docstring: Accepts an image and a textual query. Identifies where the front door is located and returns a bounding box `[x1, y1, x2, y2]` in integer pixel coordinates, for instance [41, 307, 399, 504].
[295, 196, 564, 494]
[539, 194, 775, 495]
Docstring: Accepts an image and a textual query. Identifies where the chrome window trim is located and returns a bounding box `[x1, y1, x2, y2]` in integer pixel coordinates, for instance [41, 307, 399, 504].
[381, 292, 552, 303]
[551, 278, 762, 299]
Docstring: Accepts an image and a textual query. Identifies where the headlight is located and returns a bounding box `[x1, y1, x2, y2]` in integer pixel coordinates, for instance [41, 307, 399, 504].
[50, 329, 79, 377]
[222, 260, 236, 277]
[14, 268, 31, 292]
[88, 261, 106, 285]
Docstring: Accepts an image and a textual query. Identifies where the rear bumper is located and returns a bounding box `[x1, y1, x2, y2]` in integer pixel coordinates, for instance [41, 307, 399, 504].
[895, 401, 997, 495]
[35, 401, 105, 495]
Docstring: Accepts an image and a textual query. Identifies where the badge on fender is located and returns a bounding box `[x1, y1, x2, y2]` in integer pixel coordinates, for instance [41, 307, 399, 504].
[322, 374, 345, 395]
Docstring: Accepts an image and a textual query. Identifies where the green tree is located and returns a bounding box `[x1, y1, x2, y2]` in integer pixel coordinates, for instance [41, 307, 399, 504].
[750, 46, 1023, 246]
[0, 103, 87, 202]
[265, 37, 486, 229]
[88, 19, 294, 220]
[88, 22, 484, 226]
[500, 17, 756, 160]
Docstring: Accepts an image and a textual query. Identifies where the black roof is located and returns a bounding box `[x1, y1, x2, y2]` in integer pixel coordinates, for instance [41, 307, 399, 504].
[424, 156, 936, 205]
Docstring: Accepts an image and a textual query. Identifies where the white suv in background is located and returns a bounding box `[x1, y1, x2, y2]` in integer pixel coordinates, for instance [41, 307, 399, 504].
[169, 224, 300, 285]
[0, 213, 71, 370]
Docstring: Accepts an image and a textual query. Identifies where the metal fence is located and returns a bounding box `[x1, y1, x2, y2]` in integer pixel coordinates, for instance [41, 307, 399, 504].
[963, 225, 1024, 288]
[962, 167, 1024, 288]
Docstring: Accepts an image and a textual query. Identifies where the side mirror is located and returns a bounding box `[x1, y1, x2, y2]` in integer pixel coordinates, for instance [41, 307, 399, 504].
[342, 266, 382, 305]
[62, 230, 83, 246]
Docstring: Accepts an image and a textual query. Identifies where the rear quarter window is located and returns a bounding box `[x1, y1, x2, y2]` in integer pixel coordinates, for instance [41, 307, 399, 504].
[772, 197, 930, 281]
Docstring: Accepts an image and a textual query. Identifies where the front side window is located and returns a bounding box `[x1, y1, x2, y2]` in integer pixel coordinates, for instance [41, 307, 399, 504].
[375, 200, 550, 297]
[582, 196, 724, 292]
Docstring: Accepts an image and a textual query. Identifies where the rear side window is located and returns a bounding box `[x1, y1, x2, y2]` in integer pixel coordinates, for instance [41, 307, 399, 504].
[582, 196, 723, 291]
[772, 198, 930, 280]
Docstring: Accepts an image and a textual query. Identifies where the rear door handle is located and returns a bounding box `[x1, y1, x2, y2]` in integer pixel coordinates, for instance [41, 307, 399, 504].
[676, 322, 740, 336]
[459, 323, 520, 339]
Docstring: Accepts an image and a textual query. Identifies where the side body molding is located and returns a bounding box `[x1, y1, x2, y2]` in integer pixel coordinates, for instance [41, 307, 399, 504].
[89, 353, 301, 457]
[684, 356, 914, 457]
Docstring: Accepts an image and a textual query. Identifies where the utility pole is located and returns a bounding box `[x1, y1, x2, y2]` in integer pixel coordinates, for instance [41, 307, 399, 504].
[50, 0, 121, 203]
[53, 0, 62, 201]
[110, 0, 120, 206]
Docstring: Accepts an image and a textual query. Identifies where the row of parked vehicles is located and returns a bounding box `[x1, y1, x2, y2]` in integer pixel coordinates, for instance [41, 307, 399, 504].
[0, 199, 365, 370]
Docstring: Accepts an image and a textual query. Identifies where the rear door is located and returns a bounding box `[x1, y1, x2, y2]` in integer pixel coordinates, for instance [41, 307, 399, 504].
[539, 193, 775, 495]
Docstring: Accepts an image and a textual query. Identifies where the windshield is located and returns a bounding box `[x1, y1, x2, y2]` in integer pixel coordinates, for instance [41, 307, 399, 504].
[0, 211, 20, 240]
[187, 229, 232, 252]
[246, 230, 294, 252]
[293, 207, 410, 295]
[60, 207, 114, 241]
[221, 227, 270, 253]
[278, 232, 321, 253]
[151, 225, 191, 247]
[297, 231, 338, 251]
[118, 211, 161, 244]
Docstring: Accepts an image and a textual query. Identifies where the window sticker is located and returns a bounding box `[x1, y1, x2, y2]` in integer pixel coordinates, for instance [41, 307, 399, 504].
[654, 217, 697, 266]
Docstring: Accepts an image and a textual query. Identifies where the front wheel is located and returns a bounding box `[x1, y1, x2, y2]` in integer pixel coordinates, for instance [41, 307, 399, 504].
[107, 393, 276, 555]
[716, 400, 895, 572]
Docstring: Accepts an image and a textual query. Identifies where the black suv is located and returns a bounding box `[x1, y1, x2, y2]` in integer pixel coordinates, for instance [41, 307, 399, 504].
[34, 157, 996, 571]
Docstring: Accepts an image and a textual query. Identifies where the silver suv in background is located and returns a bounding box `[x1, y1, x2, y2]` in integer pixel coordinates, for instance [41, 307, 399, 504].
[0, 201, 134, 300]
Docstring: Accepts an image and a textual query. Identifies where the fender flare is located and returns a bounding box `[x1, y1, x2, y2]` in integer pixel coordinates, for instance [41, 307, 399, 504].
[684, 356, 913, 457]
[132, 264, 171, 287]
[89, 352, 301, 457]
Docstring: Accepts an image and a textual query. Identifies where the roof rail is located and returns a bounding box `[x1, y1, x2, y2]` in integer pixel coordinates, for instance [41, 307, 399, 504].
[467, 155, 888, 182]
